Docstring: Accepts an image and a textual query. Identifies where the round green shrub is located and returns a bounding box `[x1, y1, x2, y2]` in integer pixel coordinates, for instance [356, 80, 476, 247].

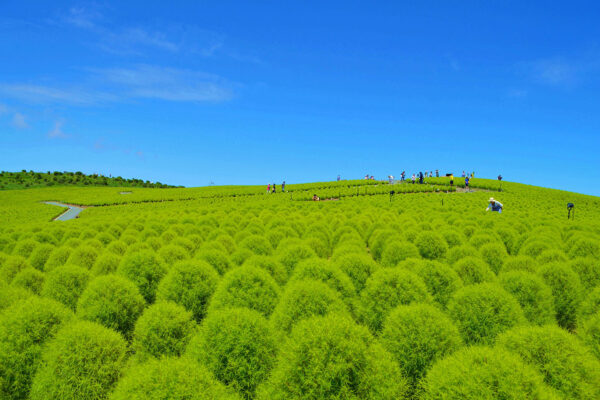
[77, 274, 145, 337]
[579, 287, 600, 321]
[109, 357, 238, 400]
[537, 249, 568, 265]
[568, 238, 600, 259]
[369, 229, 401, 261]
[66, 245, 99, 269]
[359, 268, 431, 332]
[419, 346, 558, 400]
[0, 255, 30, 283]
[381, 241, 420, 266]
[0, 297, 73, 400]
[452, 256, 496, 285]
[288, 258, 356, 304]
[500, 255, 538, 273]
[415, 231, 448, 260]
[29, 321, 128, 400]
[242, 255, 287, 286]
[479, 242, 508, 274]
[413, 260, 463, 308]
[570, 257, 600, 290]
[158, 244, 189, 267]
[277, 244, 316, 275]
[440, 228, 464, 248]
[270, 279, 350, 335]
[209, 266, 280, 317]
[257, 314, 408, 400]
[334, 253, 378, 293]
[447, 283, 525, 345]
[156, 259, 219, 322]
[230, 248, 253, 266]
[196, 249, 232, 275]
[28, 243, 54, 271]
[106, 240, 128, 256]
[538, 262, 583, 331]
[497, 325, 600, 399]
[580, 312, 600, 360]
[11, 267, 45, 294]
[446, 244, 480, 265]
[499, 270, 555, 325]
[380, 303, 462, 387]
[519, 240, 552, 258]
[42, 264, 90, 309]
[0, 284, 33, 311]
[239, 235, 273, 256]
[12, 239, 38, 259]
[43, 246, 71, 272]
[117, 250, 167, 303]
[187, 308, 277, 398]
[133, 301, 196, 358]
[91, 252, 122, 276]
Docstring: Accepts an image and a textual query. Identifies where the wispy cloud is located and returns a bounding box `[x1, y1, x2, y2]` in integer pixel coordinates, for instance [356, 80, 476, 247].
[62, 6, 102, 29]
[0, 103, 8, 115]
[12, 113, 29, 129]
[48, 120, 68, 139]
[519, 54, 600, 88]
[0, 83, 115, 105]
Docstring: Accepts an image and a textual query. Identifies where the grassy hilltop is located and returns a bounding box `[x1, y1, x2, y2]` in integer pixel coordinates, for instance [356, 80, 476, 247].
[0, 176, 599, 399]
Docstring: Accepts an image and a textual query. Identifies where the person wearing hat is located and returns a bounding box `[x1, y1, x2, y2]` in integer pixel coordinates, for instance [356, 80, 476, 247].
[486, 197, 503, 213]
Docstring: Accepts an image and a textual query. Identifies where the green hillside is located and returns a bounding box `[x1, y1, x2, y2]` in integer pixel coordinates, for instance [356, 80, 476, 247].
[0, 170, 180, 190]
[0, 177, 599, 399]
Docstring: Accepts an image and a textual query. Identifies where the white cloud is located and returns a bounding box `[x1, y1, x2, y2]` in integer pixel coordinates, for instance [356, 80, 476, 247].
[48, 120, 68, 139]
[62, 6, 102, 29]
[0, 83, 115, 105]
[12, 112, 29, 129]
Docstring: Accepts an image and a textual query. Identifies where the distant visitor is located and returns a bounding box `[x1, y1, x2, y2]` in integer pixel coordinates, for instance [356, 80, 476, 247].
[312, 194, 320, 201]
[486, 197, 503, 213]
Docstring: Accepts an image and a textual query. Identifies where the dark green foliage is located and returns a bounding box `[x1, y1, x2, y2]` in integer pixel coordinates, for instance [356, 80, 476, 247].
[109, 357, 238, 400]
[537, 249, 568, 265]
[156, 259, 219, 322]
[257, 315, 408, 399]
[359, 268, 431, 332]
[497, 325, 600, 399]
[42, 264, 90, 309]
[381, 303, 462, 387]
[188, 308, 277, 398]
[499, 271, 555, 325]
[568, 238, 600, 259]
[415, 231, 448, 260]
[29, 321, 128, 400]
[209, 266, 280, 317]
[77, 275, 145, 337]
[117, 250, 167, 303]
[452, 256, 496, 285]
[447, 283, 525, 345]
[538, 262, 583, 331]
[133, 301, 197, 358]
[270, 279, 350, 335]
[0, 297, 73, 400]
[419, 346, 559, 399]
[11, 267, 45, 294]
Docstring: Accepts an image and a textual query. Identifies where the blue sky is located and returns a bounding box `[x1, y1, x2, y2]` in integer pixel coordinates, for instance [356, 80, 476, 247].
[1, 1, 599, 195]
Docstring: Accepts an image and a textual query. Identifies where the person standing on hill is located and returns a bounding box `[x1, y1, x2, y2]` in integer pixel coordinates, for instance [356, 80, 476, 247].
[436, 169, 439, 177]
[486, 197, 503, 213]
[471, 171, 474, 178]
[267, 183, 270, 194]
[449, 174, 454, 188]
[401, 171, 406, 181]
[498, 175, 503, 181]
[419, 172, 424, 184]
[411, 174, 416, 184]
[462, 171, 466, 177]
[282, 181, 286, 192]
[272, 183, 276, 193]
[465, 175, 470, 191]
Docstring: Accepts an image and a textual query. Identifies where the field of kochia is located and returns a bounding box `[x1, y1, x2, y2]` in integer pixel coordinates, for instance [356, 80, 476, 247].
[1, 177, 599, 399]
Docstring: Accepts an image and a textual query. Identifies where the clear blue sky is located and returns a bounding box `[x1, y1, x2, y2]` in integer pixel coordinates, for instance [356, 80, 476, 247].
[1, 1, 599, 195]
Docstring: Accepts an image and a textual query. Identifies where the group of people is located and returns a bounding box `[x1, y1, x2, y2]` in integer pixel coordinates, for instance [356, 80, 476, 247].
[266, 181, 285, 194]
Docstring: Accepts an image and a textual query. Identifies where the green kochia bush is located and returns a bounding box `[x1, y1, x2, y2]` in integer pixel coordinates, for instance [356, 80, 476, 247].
[29, 321, 128, 400]
[91, 252, 122, 276]
[43, 246, 71, 272]
[580, 312, 600, 360]
[381, 241, 420, 266]
[579, 287, 600, 322]
[0, 297, 73, 400]
[257, 314, 408, 399]
[447, 283, 525, 345]
[380, 303, 462, 387]
[269, 279, 350, 335]
[359, 268, 431, 332]
[538, 262, 583, 331]
[76, 275, 145, 337]
[570, 257, 600, 290]
[288, 258, 356, 306]
[28, 243, 54, 271]
[41, 264, 90, 309]
[415, 231, 448, 260]
[156, 260, 219, 322]
[66, 245, 99, 269]
[158, 244, 189, 267]
[500, 255, 538, 273]
[0, 255, 30, 283]
[452, 256, 496, 285]
[242, 255, 287, 286]
[497, 325, 600, 400]
[208, 266, 280, 317]
[499, 271, 555, 325]
[110, 357, 238, 400]
[196, 249, 232, 275]
[187, 308, 277, 399]
[479, 242, 507, 274]
[133, 301, 197, 358]
[413, 260, 463, 308]
[277, 244, 316, 275]
[11, 267, 45, 294]
[419, 346, 558, 400]
[118, 250, 167, 303]
[333, 253, 378, 293]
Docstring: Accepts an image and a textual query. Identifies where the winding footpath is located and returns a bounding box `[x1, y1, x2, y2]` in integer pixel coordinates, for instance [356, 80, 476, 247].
[43, 201, 87, 221]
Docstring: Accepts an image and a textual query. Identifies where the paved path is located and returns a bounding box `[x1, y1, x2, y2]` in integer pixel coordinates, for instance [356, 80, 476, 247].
[44, 201, 86, 221]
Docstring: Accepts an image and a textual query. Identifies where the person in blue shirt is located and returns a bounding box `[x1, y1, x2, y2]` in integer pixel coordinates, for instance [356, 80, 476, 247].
[465, 176, 470, 190]
[486, 197, 503, 213]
